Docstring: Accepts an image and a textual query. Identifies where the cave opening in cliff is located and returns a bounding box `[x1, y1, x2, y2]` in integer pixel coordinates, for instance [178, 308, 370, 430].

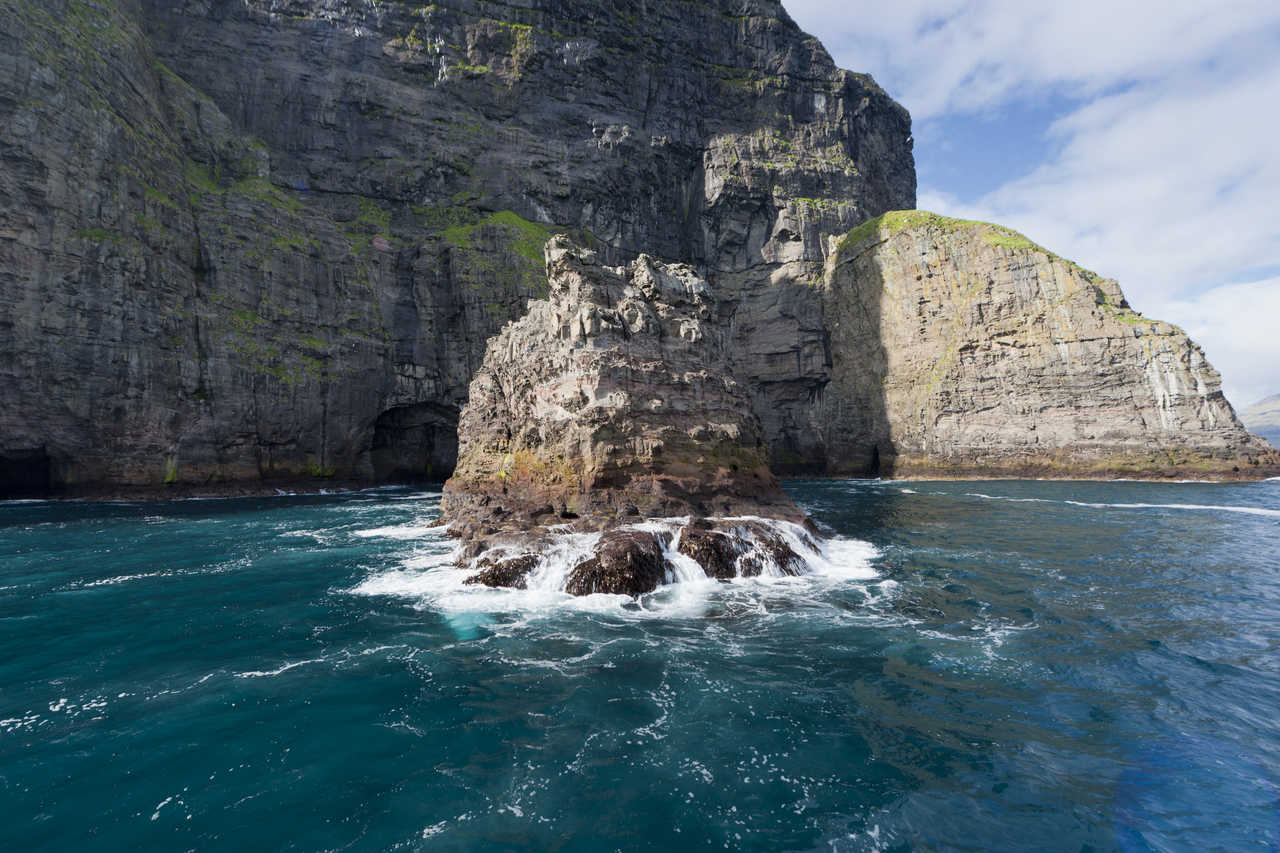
[370, 404, 459, 483]
[0, 448, 53, 498]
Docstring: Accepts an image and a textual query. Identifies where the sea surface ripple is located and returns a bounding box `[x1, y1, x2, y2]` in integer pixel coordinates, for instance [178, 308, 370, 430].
[1, 480, 1278, 851]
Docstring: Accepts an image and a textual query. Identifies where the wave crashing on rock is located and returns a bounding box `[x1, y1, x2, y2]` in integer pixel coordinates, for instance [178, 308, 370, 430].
[440, 236, 821, 596]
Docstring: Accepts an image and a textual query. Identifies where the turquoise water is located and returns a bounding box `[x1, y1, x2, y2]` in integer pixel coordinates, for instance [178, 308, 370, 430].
[2, 480, 1279, 851]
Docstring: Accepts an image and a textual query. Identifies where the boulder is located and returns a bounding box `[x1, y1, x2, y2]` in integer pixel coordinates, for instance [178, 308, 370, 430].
[564, 532, 672, 597]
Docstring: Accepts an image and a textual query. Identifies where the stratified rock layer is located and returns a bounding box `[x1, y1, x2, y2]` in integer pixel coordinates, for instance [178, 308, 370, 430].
[439, 236, 818, 596]
[1, 2, 1266, 492]
[816, 212, 1278, 479]
[442, 236, 805, 535]
[0, 0, 914, 494]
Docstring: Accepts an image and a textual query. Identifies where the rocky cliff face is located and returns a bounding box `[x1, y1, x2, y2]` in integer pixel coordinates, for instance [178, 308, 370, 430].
[814, 212, 1277, 478]
[440, 233, 819, 591]
[1, 1, 1266, 495]
[441, 235, 814, 596]
[443, 235, 803, 531]
[0, 0, 914, 495]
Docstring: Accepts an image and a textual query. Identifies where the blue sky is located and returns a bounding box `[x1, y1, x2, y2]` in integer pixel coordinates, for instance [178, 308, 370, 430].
[785, 0, 1280, 410]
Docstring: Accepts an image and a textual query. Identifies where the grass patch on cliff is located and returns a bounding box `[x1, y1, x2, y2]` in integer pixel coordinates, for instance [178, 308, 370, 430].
[75, 227, 115, 243]
[440, 210, 553, 265]
[231, 177, 304, 214]
[344, 197, 394, 253]
[271, 232, 319, 252]
[1093, 285, 1151, 326]
[185, 161, 224, 203]
[838, 210, 1101, 280]
[307, 460, 337, 478]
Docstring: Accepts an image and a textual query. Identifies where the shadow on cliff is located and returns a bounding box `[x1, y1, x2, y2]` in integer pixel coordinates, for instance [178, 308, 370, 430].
[820, 244, 897, 480]
[370, 402, 459, 483]
[0, 448, 54, 499]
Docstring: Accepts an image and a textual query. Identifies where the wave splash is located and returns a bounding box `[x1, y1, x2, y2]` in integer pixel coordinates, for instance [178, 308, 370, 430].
[350, 516, 881, 617]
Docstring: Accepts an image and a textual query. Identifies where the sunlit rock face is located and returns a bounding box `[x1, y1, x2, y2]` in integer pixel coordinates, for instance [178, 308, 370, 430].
[440, 236, 818, 596]
[443, 237, 803, 530]
[815, 211, 1278, 479]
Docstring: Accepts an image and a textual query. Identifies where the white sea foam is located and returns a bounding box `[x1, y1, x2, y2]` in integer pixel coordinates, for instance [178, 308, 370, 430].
[966, 493, 1053, 504]
[347, 515, 882, 621]
[78, 570, 175, 588]
[967, 492, 1280, 518]
[1063, 501, 1280, 517]
[351, 521, 442, 540]
[0, 712, 43, 733]
[234, 658, 326, 678]
[64, 557, 248, 591]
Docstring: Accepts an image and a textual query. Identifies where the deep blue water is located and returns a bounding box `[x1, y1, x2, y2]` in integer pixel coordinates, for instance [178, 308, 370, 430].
[2, 480, 1279, 851]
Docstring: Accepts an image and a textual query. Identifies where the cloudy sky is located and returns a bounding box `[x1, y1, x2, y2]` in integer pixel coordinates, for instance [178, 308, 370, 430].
[784, 0, 1280, 410]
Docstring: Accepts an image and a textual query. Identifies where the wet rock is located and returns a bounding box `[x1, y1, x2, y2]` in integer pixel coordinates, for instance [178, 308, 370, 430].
[677, 526, 742, 580]
[564, 532, 671, 597]
[752, 526, 806, 577]
[464, 555, 538, 590]
[454, 539, 489, 564]
[731, 522, 804, 578]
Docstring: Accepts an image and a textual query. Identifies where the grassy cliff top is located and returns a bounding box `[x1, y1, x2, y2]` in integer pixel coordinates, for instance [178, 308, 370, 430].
[837, 210, 1102, 281]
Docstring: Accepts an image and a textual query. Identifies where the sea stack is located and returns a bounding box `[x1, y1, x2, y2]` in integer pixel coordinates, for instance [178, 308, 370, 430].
[816, 212, 1278, 478]
[440, 236, 818, 596]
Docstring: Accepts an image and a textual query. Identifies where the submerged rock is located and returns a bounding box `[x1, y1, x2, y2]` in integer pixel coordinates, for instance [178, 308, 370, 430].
[454, 517, 816, 596]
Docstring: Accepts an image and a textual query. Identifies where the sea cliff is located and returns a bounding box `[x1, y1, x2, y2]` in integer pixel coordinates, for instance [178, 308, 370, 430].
[0, 0, 1270, 496]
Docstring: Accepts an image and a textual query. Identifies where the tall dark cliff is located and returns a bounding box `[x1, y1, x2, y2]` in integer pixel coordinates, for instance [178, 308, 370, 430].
[0, 0, 914, 493]
[4, 1, 1266, 495]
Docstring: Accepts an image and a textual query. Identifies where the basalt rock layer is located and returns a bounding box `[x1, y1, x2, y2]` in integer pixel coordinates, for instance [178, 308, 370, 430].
[440, 236, 815, 595]
[0, 0, 913, 495]
[815, 212, 1278, 479]
[1, 0, 1268, 497]
[442, 236, 806, 533]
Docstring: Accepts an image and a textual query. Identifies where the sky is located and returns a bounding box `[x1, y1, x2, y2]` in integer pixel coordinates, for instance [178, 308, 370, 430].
[784, 0, 1280, 410]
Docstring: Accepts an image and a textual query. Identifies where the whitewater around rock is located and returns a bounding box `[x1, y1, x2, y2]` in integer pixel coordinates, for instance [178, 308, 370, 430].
[439, 236, 824, 596]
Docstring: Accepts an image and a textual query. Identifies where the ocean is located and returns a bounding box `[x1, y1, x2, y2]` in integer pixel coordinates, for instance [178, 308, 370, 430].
[2, 479, 1278, 851]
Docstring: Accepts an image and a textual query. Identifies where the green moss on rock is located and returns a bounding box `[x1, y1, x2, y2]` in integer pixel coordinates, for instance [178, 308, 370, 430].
[440, 209, 553, 265]
[838, 210, 1101, 280]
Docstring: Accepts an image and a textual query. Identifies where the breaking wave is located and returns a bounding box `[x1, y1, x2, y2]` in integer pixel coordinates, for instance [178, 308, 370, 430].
[349, 515, 883, 618]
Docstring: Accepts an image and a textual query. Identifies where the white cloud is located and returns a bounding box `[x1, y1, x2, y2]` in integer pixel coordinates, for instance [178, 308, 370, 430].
[1156, 278, 1280, 410]
[786, 0, 1280, 409]
[785, 0, 1280, 119]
